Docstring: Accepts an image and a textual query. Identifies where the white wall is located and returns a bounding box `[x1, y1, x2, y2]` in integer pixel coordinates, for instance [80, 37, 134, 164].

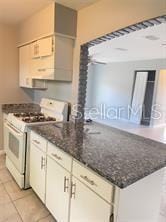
[152, 70, 166, 126]
[86, 59, 166, 121]
[33, 80, 72, 104]
[72, 0, 165, 105]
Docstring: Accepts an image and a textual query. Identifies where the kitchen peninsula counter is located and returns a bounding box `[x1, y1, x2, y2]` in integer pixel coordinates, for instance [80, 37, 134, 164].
[29, 121, 166, 189]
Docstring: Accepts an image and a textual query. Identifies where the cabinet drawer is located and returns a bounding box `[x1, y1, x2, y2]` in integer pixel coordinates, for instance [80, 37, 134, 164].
[30, 131, 47, 152]
[72, 161, 113, 203]
[47, 142, 72, 171]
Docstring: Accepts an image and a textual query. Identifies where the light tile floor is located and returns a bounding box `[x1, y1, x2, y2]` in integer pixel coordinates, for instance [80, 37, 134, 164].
[0, 153, 165, 222]
[95, 118, 166, 143]
[0, 154, 56, 222]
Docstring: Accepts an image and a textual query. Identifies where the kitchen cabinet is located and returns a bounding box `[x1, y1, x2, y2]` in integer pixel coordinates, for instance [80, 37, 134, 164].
[30, 143, 46, 203]
[18, 3, 77, 87]
[34, 35, 74, 81]
[19, 34, 74, 84]
[30, 36, 55, 80]
[46, 156, 70, 222]
[70, 177, 112, 222]
[19, 44, 46, 88]
[29, 130, 165, 222]
[30, 37, 53, 59]
[30, 132, 113, 222]
[29, 133, 113, 222]
[19, 44, 32, 88]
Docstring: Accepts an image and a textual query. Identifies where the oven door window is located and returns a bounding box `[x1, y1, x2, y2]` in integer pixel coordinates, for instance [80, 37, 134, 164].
[5, 123, 26, 174]
[9, 133, 19, 159]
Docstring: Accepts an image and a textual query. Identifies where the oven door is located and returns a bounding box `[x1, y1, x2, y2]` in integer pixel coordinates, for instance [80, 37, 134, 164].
[4, 122, 26, 174]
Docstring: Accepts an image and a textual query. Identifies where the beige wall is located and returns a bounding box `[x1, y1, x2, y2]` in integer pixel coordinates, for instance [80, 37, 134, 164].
[0, 23, 33, 150]
[71, 0, 166, 104]
[18, 3, 54, 45]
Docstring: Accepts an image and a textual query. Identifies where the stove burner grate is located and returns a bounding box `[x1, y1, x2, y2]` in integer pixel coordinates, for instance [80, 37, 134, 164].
[14, 112, 56, 123]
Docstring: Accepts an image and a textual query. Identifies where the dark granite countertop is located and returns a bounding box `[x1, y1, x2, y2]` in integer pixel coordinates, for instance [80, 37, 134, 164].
[2, 103, 41, 114]
[29, 121, 166, 189]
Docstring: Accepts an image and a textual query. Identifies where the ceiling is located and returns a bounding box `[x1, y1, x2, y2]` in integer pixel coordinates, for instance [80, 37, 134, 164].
[89, 23, 166, 63]
[0, 0, 99, 25]
[55, 0, 100, 10]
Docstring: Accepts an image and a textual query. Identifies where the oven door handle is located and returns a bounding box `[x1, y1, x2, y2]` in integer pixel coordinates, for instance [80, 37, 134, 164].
[5, 123, 23, 137]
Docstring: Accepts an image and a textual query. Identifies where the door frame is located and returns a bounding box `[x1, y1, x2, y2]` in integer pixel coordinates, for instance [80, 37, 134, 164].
[76, 15, 166, 121]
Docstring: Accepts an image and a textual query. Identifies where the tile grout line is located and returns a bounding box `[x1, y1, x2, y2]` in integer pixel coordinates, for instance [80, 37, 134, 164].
[36, 214, 52, 222]
[0, 157, 51, 222]
[3, 179, 34, 201]
[2, 182, 24, 222]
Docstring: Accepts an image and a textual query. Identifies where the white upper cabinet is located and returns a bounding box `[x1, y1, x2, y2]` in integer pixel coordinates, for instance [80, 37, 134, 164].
[38, 37, 53, 57]
[18, 3, 77, 87]
[31, 37, 53, 59]
[29, 36, 55, 80]
[19, 44, 33, 88]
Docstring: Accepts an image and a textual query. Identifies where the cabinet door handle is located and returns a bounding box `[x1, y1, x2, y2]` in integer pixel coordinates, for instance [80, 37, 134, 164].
[41, 157, 46, 170]
[33, 139, 40, 145]
[71, 182, 76, 199]
[51, 153, 62, 161]
[80, 175, 97, 186]
[64, 176, 69, 193]
[26, 78, 29, 85]
[34, 44, 39, 55]
[37, 44, 39, 54]
[110, 213, 114, 222]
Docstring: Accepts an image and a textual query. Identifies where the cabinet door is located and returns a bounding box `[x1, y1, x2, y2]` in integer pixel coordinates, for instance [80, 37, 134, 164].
[70, 177, 111, 222]
[30, 57, 41, 78]
[46, 157, 70, 222]
[30, 41, 40, 58]
[19, 45, 32, 87]
[38, 37, 53, 57]
[30, 143, 46, 203]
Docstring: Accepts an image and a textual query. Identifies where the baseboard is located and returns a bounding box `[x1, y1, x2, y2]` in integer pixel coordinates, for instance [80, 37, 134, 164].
[0, 150, 5, 155]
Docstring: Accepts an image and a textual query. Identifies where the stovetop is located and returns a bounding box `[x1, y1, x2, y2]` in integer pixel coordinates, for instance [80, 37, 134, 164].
[13, 112, 56, 123]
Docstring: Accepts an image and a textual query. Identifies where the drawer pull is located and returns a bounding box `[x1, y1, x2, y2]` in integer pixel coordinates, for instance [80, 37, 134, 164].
[33, 139, 40, 145]
[51, 153, 62, 161]
[80, 175, 97, 186]
[38, 68, 46, 72]
[64, 176, 69, 193]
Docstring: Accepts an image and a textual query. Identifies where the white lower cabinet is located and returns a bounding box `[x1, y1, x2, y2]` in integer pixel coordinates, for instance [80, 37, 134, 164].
[29, 133, 165, 222]
[46, 156, 70, 222]
[30, 134, 113, 222]
[70, 177, 112, 222]
[30, 143, 46, 203]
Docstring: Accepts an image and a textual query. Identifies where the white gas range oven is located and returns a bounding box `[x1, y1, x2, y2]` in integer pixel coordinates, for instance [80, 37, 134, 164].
[4, 98, 68, 189]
